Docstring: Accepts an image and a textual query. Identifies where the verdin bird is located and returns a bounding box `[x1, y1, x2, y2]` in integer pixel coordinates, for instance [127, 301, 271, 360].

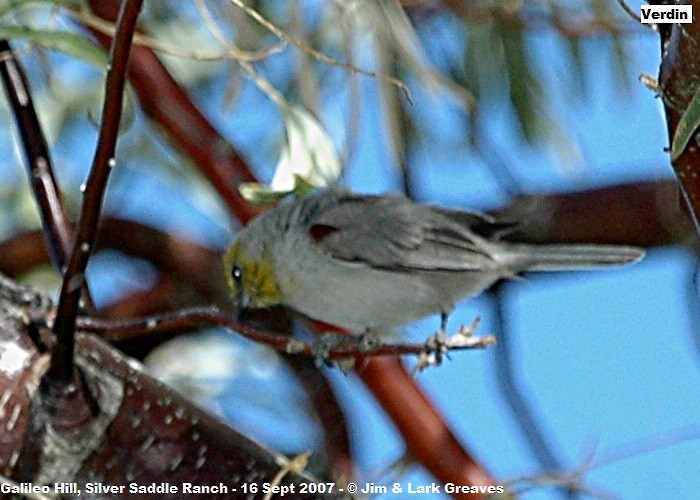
[224, 189, 644, 332]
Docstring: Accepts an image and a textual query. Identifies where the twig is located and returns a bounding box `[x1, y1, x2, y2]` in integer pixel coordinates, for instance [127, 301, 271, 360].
[75, 307, 496, 360]
[592, 425, 700, 469]
[87, 0, 263, 225]
[289, 0, 320, 116]
[490, 283, 570, 483]
[284, 354, 356, 481]
[69, 6, 287, 62]
[50, 0, 144, 383]
[505, 426, 700, 498]
[412, 318, 494, 372]
[378, 0, 475, 112]
[263, 451, 312, 500]
[0, 40, 73, 271]
[0, 40, 97, 315]
[226, 0, 412, 102]
[192, 0, 281, 104]
[358, 357, 497, 488]
[613, 0, 646, 28]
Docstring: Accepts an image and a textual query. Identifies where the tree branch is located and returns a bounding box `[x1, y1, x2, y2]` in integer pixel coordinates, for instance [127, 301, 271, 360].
[87, 0, 263, 225]
[0, 41, 72, 271]
[51, 0, 144, 383]
[82, 1, 498, 488]
[357, 358, 497, 495]
[652, 0, 700, 234]
[75, 307, 495, 360]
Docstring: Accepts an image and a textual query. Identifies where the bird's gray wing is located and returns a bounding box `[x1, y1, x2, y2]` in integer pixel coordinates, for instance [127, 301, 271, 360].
[307, 192, 503, 271]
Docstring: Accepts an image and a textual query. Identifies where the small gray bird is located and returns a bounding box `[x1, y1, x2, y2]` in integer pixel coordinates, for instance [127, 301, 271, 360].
[224, 189, 644, 332]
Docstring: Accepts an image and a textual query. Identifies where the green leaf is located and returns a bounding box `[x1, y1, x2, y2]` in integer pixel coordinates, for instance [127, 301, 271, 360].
[87, 84, 136, 136]
[238, 182, 291, 205]
[463, 22, 500, 101]
[239, 176, 323, 206]
[0, 24, 107, 68]
[608, 35, 632, 95]
[589, 0, 631, 94]
[0, 0, 88, 18]
[546, 3, 586, 98]
[496, 23, 544, 142]
[563, 36, 586, 98]
[671, 85, 700, 161]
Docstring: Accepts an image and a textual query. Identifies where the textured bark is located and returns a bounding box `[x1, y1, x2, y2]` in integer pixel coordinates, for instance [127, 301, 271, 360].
[654, 0, 700, 233]
[0, 277, 342, 499]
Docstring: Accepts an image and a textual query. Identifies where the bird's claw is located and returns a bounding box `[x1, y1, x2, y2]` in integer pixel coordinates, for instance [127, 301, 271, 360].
[312, 332, 346, 367]
[413, 317, 490, 373]
[416, 330, 449, 371]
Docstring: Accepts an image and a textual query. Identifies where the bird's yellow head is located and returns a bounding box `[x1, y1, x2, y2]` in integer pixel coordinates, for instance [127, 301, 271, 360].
[223, 241, 282, 312]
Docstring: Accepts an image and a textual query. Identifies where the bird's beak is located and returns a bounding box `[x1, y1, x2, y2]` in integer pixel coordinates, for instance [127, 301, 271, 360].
[235, 292, 250, 321]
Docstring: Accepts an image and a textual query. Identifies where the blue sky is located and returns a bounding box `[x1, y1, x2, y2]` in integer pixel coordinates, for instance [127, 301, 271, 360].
[1, 4, 698, 498]
[165, 15, 697, 497]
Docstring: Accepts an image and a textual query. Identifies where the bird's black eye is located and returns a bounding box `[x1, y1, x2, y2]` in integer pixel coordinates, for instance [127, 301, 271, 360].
[231, 265, 243, 285]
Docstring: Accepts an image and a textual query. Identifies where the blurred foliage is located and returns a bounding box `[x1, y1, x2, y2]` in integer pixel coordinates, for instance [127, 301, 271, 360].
[0, 0, 640, 196]
[0, 0, 670, 487]
[672, 85, 700, 161]
[0, 0, 646, 304]
[0, 0, 646, 358]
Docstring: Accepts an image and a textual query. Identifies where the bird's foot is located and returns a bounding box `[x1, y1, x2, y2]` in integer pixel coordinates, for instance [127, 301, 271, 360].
[357, 330, 380, 351]
[312, 329, 380, 371]
[312, 332, 347, 368]
[413, 317, 492, 373]
[312, 332, 370, 372]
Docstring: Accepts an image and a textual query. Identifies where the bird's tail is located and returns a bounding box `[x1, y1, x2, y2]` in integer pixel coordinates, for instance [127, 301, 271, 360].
[502, 244, 645, 272]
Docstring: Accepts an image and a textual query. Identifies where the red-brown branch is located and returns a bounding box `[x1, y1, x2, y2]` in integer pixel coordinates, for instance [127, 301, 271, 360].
[87, 0, 263, 225]
[358, 358, 496, 497]
[654, 0, 700, 234]
[76, 307, 494, 359]
[79, 1, 497, 490]
[0, 41, 73, 270]
[51, 0, 144, 382]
